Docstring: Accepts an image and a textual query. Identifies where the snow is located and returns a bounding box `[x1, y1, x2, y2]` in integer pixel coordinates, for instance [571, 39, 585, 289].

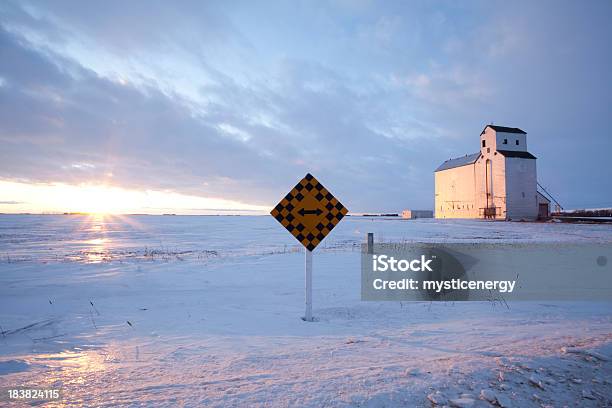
[1, 214, 611, 406]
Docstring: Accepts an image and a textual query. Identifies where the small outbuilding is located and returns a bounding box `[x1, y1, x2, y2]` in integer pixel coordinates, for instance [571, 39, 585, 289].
[537, 191, 551, 219]
[402, 210, 434, 219]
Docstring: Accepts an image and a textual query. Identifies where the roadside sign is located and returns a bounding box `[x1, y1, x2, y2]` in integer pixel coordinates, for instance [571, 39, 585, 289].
[270, 173, 348, 322]
[271, 173, 348, 251]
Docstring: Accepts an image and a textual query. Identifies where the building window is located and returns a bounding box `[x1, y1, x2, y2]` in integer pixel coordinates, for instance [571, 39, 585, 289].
[482, 140, 486, 147]
[516, 140, 519, 145]
[503, 138, 507, 144]
[487, 148, 490, 153]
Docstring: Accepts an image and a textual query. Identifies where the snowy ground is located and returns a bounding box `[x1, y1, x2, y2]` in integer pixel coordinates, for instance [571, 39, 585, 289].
[0, 215, 611, 407]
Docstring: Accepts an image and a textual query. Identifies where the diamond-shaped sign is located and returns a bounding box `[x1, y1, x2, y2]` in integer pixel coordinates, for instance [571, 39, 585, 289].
[271, 173, 348, 251]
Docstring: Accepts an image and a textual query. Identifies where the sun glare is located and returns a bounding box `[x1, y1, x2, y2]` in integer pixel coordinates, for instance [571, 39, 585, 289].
[0, 180, 269, 215]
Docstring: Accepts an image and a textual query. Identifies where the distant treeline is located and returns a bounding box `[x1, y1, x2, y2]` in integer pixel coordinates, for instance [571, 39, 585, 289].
[561, 209, 612, 218]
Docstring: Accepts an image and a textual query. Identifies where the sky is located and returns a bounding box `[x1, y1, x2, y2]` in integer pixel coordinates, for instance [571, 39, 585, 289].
[0, 0, 611, 214]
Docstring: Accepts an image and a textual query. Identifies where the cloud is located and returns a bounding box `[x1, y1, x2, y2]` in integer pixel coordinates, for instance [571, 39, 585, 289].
[0, 21, 444, 211]
[0, 0, 611, 212]
[393, 67, 494, 110]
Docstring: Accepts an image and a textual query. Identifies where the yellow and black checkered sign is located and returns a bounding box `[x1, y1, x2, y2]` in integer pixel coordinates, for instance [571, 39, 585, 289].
[271, 173, 348, 251]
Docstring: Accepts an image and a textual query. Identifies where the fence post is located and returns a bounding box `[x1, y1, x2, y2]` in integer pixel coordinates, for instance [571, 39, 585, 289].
[367, 232, 374, 254]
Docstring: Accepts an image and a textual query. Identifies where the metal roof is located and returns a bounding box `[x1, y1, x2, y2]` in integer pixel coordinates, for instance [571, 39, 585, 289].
[537, 191, 551, 203]
[497, 150, 537, 159]
[435, 152, 481, 172]
[481, 125, 526, 134]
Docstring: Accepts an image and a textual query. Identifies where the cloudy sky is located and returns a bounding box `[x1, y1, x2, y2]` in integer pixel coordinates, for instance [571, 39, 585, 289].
[0, 0, 611, 214]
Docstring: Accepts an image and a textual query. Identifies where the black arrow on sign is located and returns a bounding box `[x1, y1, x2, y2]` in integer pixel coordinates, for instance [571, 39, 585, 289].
[299, 208, 323, 216]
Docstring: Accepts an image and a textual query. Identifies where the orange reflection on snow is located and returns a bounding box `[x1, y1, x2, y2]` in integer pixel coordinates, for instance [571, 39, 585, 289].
[28, 350, 109, 407]
[76, 213, 146, 263]
[80, 214, 111, 263]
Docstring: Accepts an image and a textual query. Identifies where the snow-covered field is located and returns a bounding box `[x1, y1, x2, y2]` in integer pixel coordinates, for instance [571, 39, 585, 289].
[0, 215, 611, 407]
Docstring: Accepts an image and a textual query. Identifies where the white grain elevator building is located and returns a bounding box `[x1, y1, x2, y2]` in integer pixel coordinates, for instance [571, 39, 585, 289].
[435, 125, 543, 220]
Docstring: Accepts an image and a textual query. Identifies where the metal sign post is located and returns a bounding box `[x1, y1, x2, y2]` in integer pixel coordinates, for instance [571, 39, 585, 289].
[304, 249, 313, 321]
[270, 173, 348, 322]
